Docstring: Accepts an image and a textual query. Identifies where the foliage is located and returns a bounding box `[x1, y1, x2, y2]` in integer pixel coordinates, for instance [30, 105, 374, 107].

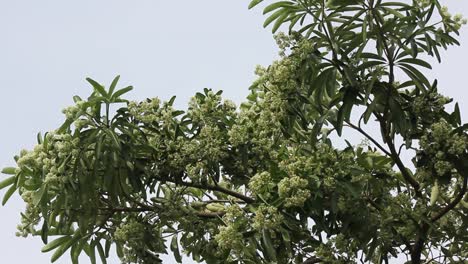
[1, 0, 468, 263]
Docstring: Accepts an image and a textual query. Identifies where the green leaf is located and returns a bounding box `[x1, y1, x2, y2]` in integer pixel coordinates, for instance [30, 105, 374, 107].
[42, 236, 72, 253]
[1, 167, 16, 175]
[108, 75, 120, 97]
[272, 11, 289, 33]
[248, 0, 263, 9]
[0, 176, 15, 190]
[171, 235, 182, 263]
[263, 1, 292, 14]
[96, 241, 107, 264]
[453, 103, 461, 125]
[51, 231, 81, 262]
[263, 8, 287, 28]
[86, 78, 108, 98]
[383, 7, 404, 18]
[85, 242, 96, 264]
[41, 220, 49, 244]
[262, 229, 277, 262]
[2, 185, 16, 205]
[71, 241, 84, 264]
[397, 58, 432, 69]
[399, 63, 430, 90]
[355, 60, 386, 72]
[111, 86, 133, 100]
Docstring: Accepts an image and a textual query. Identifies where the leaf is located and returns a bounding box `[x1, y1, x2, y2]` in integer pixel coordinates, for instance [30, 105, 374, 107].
[32, 185, 47, 206]
[41, 220, 49, 244]
[1, 167, 16, 175]
[0, 176, 15, 190]
[108, 75, 120, 97]
[263, 8, 287, 28]
[453, 103, 461, 125]
[171, 235, 182, 263]
[85, 242, 96, 264]
[86, 78, 108, 98]
[262, 229, 277, 262]
[359, 53, 386, 61]
[71, 241, 84, 264]
[272, 11, 289, 33]
[42, 236, 72, 253]
[399, 63, 431, 91]
[397, 58, 432, 69]
[2, 185, 16, 205]
[262, 1, 292, 14]
[51, 231, 81, 263]
[248, 0, 263, 9]
[96, 241, 107, 264]
[355, 60, 386, 72]
[111, 86, 133, 100]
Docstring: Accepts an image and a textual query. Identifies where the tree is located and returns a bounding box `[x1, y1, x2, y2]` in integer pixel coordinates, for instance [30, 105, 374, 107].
[1, 0, 467, 263]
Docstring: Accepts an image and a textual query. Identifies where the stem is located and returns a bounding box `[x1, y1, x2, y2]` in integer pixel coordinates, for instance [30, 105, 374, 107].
[345, 121, 391, 156]
[160, 177, 255, 204]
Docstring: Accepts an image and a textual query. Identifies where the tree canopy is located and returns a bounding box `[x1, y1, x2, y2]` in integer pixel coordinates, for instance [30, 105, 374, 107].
[1, 0, 468, 263]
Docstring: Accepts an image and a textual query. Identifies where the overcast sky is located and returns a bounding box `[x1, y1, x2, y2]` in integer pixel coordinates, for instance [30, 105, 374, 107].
[0, 1, 467, 263]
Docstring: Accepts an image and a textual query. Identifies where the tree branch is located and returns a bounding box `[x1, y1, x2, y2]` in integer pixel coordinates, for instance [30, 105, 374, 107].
[431, 174, 467, 222]
[159, 177, 256, 204]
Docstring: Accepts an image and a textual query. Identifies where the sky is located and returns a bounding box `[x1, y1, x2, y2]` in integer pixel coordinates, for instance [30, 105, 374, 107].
[0, 1, 467, 263]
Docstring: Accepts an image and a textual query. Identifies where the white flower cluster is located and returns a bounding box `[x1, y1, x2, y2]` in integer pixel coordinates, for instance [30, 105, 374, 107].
[15, 191, 40, 237]
[252, 205, 283, 230]
[62, 100, 88, 120]
[248, 171, 273, 198]
[128, 97, 162, 123]
[17, 132, 79, 186]
[440, 6, 467, 31]
[277, 176, 311, 207]
[418, 120, 467, 178]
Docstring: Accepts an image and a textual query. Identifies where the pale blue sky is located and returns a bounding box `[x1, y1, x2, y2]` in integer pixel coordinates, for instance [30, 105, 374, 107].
[0, 1, 467, 263]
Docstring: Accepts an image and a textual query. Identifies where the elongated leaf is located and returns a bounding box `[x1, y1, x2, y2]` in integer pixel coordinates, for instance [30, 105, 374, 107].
[42, 236, 72, 253]
[108, 75, 120, 97]
[1, 167, 16, 175]
[248, 0, 263, 9]
[171, 235, 182, 263]
[0, 176, 15, 190]
[272, 11, 289, 33]
[263, 8, 287, 28]
[71, 241, 84, 264]
[96, 241, 107, 264]
[263, 1, 292, 14]
[111, 86, 133, 100]
[397, 58, 432, 69]
[51, 231, 81, 262]
[262, 229, 277, 261]
[86, 78, 107, 98]
[399, 63, 430, 90]
[2, 185, 16, 205]
[355, 60, 386, 72]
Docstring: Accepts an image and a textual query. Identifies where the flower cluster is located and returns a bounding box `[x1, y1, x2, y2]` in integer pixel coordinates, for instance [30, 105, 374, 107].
[416, 119, 467, 180]
[248, 171, 273, 198]
[17, 132, 79, 186]
[440, 6, 467, 31]
[252, 205, 283, 231]
[15, 191, 40, 237]
[277, 176, 311, 207]
[128, 97, 162, 123]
